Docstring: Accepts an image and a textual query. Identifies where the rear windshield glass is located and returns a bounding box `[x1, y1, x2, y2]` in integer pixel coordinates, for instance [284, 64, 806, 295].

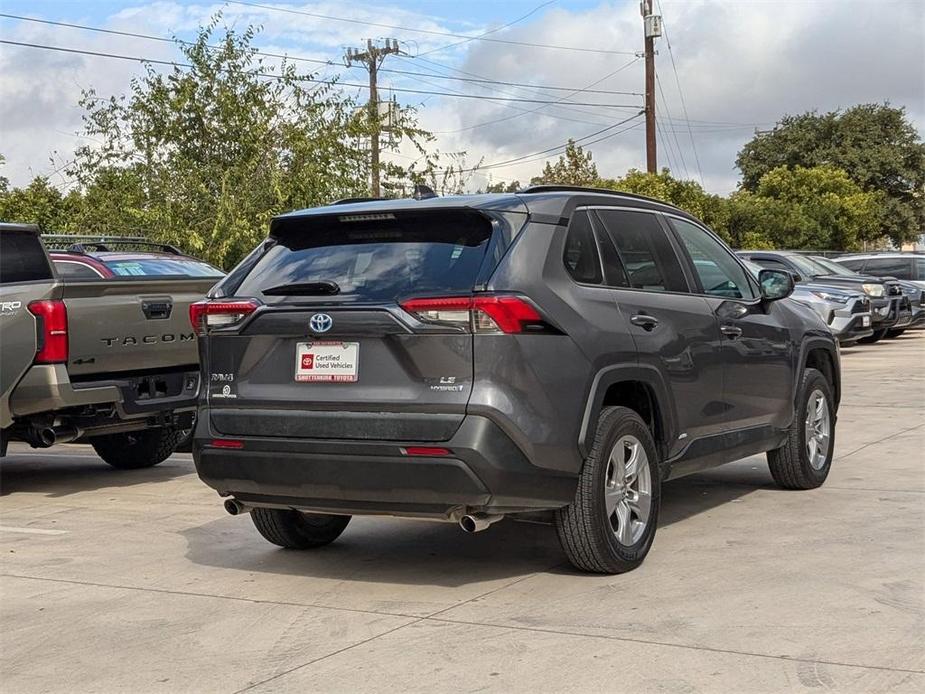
[236, 210, 493, 302]
[102, 258, 224, 278]
[0, 230, 53, 284]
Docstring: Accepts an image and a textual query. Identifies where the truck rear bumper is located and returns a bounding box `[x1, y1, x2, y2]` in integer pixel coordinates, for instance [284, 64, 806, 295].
[9, 365, 119, 417]
[193, 415, 577, 518]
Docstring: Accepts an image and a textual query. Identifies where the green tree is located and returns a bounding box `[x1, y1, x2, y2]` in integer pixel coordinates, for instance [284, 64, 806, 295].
[736, 104, 924, 246]
[0, 176, 81, 230]
[66, 17, 434, 268]
[530, 140, 599, 186]
[727, 166, 880, 250]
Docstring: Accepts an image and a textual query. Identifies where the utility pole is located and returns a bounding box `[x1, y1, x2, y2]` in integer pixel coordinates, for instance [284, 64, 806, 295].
[641, 0, 662, 174]
[345, 39, 402, 197]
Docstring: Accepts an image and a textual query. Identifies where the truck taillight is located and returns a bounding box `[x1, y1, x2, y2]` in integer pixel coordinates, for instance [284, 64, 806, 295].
[189, 299, 259, 335]
[28, 300, 68, 364]
[400, 295, 543, 334]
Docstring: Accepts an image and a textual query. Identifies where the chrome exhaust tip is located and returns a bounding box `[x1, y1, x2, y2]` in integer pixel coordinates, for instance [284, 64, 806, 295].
[459, 513, 503, 533]
[223, 499, 250, 516]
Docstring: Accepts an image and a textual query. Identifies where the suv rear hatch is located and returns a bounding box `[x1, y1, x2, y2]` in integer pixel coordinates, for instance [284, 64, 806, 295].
[200, 207, 526, 442]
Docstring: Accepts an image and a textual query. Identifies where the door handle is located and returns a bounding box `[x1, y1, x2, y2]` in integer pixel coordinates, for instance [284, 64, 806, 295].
[720, 325, 743, 339]
[630, 313, 659, 331]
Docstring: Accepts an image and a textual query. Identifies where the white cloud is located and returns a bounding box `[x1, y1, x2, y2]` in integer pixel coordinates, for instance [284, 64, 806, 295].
[1, 0, 922, 194]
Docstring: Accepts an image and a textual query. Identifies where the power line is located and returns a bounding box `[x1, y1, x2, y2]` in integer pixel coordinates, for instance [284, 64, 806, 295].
[0, 39, 641, 108]
[436, 112, 644, 174]
[417, 0, 557, 57]
[0, 13, 642, 98]
[421, 56, 642, 134]
[656, 0, 703, 185]
[655, 74, 689, 178]
[225, 0, 637, 55]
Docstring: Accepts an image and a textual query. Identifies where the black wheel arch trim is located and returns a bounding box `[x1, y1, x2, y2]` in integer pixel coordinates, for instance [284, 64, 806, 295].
[578, 363, 678, 460]
[795, 336, 841, 409]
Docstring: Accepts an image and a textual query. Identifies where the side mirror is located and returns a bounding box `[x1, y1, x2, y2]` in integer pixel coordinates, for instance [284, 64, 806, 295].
[759, 268, 794, 301]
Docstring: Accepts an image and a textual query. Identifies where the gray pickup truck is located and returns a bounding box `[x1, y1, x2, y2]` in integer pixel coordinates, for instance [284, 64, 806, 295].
[0, 223, 222, 468]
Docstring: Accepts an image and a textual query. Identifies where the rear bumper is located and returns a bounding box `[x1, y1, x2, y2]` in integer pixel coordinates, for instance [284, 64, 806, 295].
[9, 364, 120, 417]
[193, 414, 577, 518]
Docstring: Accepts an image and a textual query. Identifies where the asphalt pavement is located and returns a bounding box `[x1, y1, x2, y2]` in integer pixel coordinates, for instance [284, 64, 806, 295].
[1, 334, 923, 693]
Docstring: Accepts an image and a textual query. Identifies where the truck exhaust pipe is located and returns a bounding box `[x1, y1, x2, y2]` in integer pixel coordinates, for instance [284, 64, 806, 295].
[223, 499, 251, 516]
[37, 426, 82, 447]
[459, 513, 503, 533]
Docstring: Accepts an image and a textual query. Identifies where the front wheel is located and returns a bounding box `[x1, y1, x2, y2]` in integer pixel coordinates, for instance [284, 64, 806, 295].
[767, 368, 835, 490]
[91, 427, 183, 469]
[555, 406, 661, 574]
[251, 509, 351, 549]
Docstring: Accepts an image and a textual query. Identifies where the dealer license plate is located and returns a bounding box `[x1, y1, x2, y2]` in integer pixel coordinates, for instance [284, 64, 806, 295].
[295, 342, 359, 382]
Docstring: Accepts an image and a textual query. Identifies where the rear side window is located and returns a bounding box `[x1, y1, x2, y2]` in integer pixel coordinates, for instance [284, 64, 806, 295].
[862, 257, 912, 279]
[595, 209, 688, 293]
[915, 258, 925, 281]
[236, 210, 493, 302]
[102, 258, 224, 278]
[563, 211, 603, 284]
[54, 260, 105, 280]
[0, 230, 53, 284]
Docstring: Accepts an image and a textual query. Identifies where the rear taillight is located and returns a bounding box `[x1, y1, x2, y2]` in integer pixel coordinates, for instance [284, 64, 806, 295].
[400, 295, 544, 334]
[27, 300, 68, 364]
[189, 299, 259, 335]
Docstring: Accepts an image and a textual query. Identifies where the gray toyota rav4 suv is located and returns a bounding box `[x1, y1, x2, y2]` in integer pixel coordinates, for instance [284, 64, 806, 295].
[191, 186, 840, 574]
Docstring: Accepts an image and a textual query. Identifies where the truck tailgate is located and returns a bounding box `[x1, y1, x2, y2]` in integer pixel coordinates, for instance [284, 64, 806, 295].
[61, 278, 216, 377]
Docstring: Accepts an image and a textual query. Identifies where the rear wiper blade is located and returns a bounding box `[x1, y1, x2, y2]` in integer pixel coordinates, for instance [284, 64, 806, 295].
[262, 281, 341, 296]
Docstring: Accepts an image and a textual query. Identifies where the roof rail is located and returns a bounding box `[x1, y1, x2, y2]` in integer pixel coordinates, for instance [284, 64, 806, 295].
[330, 197, 386, 205]
[518, 184, 673, 207]
[41, 234, 183, 255]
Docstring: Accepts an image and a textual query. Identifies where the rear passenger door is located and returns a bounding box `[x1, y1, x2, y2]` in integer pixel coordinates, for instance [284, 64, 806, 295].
[0, 227, 57, 428]
[666, 217, 794, 434]
[592, 208, 726, 457]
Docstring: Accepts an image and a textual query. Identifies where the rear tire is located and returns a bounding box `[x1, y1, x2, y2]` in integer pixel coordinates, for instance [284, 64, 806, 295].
[767, 368, 834, 490]
[251, 509, 351, 549]
[555, 406, 661, 574]
[857, 329, 887, 344]
[91, 427, 183, 469]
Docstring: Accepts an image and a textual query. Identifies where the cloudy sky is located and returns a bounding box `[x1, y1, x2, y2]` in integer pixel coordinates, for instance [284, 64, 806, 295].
[1, 0, 922, 195]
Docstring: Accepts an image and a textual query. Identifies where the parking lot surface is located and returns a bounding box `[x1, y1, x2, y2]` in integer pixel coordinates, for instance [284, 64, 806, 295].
[1, 335, 923, 693]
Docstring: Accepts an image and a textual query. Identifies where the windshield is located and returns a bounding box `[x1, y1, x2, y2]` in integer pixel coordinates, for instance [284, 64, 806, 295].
[810, 256, 857, 276]
[103, 258, 224, 278]
[786, 254, 832, 278]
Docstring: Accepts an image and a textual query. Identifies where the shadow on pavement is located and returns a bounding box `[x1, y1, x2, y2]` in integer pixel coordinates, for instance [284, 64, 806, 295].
[181, 460, 773, 586]
[0, 445, 194, 498]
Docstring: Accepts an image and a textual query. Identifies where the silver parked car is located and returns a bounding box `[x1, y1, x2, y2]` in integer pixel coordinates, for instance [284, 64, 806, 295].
[742, 260, 873, 344]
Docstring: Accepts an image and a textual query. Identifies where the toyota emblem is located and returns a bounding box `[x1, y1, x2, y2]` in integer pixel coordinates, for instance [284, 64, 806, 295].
[309, 313, 333, 333]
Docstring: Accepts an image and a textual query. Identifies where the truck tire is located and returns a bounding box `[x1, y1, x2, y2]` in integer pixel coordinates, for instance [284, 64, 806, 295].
[91, 427, 184, 469]
[886, 329, 905, 339]
[767, 368, 834, 490]
[555, 406, 661, 574]
[251, 509, 351, 549]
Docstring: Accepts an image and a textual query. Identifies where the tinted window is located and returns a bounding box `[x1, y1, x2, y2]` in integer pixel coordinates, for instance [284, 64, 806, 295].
[54, 261, 104, 280]
[237, 210, 493, 302]
[103, 258, 224, 278]
[671, 219, 755, 299]
[863, 257, 912, 279]
[915, 258, 925, 281]
[596, 209, 688, 292]
[563, 210, 603, 284]
[0, 230, 53, 284]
